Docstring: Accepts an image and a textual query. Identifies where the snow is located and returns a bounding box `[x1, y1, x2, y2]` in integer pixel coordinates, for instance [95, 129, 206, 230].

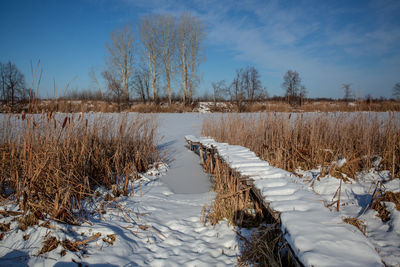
[157, 114, 212, 194]
[0, 113, 239, 266]
[297, 168, 400, 266]
[186, 135, 386, 267]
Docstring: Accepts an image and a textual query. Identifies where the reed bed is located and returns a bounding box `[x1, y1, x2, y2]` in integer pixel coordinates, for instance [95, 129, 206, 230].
[248, 101, 400, 113]
[202, 112, 400, 180]
[0, 113, 159, 224]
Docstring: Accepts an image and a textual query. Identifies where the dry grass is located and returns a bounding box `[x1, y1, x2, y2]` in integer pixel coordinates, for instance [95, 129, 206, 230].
[0, 113, 159, 224]
[301, 101, 400, 112]
[130, 103, 195, 113]
[242, 101, 400, 113]
[202, 112, 400, 180]
[371, 191, 400, 222]
[237, 225, 288, 267]
[41, 100, 121, 113]
[3, 99, 399, 113]
[201, 157, 262, 227]
[38, 236, 59, 255]
[342, 217, 366, 235]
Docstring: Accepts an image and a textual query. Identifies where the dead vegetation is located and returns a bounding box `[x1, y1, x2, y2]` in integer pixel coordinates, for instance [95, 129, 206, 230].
[37, 232, 104, 256]
[237, 225, 295, 267]
[0, 222, 10, 232]
[0, 113, 159, 225]
[371, 191, 400, 222]
[201, 158, 263, 227]
[130, 103, 196, 113]
[2, 99, 399, 114]
[18, 212, 39, 231]
[38, 236, 59, 255]
[342, 217, 367, 235]
[202, 112, 400, 179]
[252, 100, 400, 113]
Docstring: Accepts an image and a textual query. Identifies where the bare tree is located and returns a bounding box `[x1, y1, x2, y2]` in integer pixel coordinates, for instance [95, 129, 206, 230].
[106, 25, 135, 103]
[102, 70, 124, 111]
[157, 14, 177, 105]
[132, 64, 150, 104]
[342, 83, 353, 101]
[139, 16, 160, 103]
[299, 85, 307, 105]
[230, 68, 246, 111]
[227, 66, 266, 110]
[211, 80, 227, 105]
[0, 62, 5, 102]
[282, 70, 303, 105]
[1, 61, 27, 106]
[246, 66, 262, 103]
[178, 13, 205, 105]
[393, 82, 400, 101]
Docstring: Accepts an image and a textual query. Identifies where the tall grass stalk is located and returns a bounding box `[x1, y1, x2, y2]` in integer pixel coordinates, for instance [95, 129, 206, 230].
[202, 112, 400, 179]
[0, 113, 159, 224]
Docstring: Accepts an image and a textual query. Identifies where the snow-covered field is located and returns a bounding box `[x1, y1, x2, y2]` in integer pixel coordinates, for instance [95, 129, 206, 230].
[1, 112, 399, 266]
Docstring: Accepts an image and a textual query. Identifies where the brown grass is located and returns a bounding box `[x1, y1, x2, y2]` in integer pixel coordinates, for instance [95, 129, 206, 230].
[242, 101, 400, 113]
[37, 236, 59, 255]
[130, 103, 195, 113]
[237, 225, 290, 267]
[0, 222, 10, 232]
[371, 191, 400, 222]
[201, 157, 262, 227]
[202, 112, 400, 179]
[0, 113, 159, 224]
[3, 99, 399, 114]
[342, 217, 366, 235]
[18, 212, 39, 231]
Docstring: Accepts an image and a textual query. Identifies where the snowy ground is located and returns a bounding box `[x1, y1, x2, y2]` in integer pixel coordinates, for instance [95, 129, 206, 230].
[296, 168, 400, 266]
[0, 113, 239, 266]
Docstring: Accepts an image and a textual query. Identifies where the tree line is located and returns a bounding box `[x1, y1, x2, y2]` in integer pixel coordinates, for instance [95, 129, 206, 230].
[103, 12, 206, 108]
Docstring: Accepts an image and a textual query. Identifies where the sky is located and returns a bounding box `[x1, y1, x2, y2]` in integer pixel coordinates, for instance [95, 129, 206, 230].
[0, 0, 399, 99]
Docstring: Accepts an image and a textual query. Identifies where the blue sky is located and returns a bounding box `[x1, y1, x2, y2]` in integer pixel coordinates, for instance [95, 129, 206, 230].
[1, 0, 399, 99]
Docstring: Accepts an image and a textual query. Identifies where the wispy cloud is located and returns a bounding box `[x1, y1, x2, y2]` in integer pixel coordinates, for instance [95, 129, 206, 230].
[118, 0, 400, 97]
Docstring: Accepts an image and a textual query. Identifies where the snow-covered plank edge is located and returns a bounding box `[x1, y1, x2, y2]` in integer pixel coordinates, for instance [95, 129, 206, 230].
[185, 135, 383, 267]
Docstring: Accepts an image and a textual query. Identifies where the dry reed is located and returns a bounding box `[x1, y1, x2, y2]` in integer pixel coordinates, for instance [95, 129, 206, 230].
[201, 157, 262, 227]
[202, 112, 400, 180]
[0, 113, 159, 224]
[237, 225, 287, 267]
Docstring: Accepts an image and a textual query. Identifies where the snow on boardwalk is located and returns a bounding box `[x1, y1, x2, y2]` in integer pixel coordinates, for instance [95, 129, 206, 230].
[185, 135, 384, 267]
